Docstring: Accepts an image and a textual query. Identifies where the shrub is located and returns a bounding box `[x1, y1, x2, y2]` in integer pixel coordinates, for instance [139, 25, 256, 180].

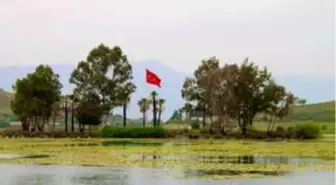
[286, 126, 296, 138]
[191, 121, 200, 130]
[99, 126, 166, 138]
[321, 125, 328, 131]
[295, 122, 321, 139]
[165, 128, 189, 137]
[276, 126, 285, 132]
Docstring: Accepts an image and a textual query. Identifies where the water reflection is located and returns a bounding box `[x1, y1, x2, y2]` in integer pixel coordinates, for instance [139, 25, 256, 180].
[0, 164, 334, 185]
[131, 154, 326, 166]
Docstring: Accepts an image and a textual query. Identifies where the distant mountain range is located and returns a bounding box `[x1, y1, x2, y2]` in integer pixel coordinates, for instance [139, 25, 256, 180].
[0, 61, 334, 120]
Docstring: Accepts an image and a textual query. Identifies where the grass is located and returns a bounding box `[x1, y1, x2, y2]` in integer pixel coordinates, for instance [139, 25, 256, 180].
[253, 121, 335, 134]
[0, 137, 334, 179]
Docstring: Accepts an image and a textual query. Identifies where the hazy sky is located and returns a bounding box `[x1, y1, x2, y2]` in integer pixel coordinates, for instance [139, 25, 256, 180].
[0, 0, 334, 75]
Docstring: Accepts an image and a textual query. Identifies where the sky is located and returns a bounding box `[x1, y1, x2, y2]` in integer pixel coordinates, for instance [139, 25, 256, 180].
[0, 0, 334, 76]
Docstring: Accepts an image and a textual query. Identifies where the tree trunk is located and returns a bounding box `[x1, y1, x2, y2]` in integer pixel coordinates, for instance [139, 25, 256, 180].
[21, 117, 29, 131]
[36, 116, 45, 131]
[270, 117, 277, 131]
[267, 116, 273, 134]
[80, 124, 85, 132]
[158, 111, 161, 126]
[142, 112, 146, 127]
[64, 103, 68, 132]
[153, 96, 157, 126]
[202, 105, 206, 129]
[123, 103, 127, 127]
[241, 119, 248, 135]
[71, 103, 75, 132]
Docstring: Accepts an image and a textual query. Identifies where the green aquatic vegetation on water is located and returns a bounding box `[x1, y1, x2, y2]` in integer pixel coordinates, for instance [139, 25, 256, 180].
[0, 138, 334, 179]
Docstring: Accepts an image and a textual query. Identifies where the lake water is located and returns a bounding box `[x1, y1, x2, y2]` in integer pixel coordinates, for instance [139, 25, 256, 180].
[0, 164, 334, 185]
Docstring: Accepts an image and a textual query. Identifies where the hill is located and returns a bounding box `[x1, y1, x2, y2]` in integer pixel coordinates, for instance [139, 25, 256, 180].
[0, 89, 12, 114]
[289, 101, 335, 122]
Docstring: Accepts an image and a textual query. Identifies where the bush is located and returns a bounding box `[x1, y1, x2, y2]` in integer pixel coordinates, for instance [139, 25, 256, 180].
[276, 126, 285, 132]
[165, 128, 190, 137]
[99, 126, 166, 138]
[191, 121, 200, 130]
[294, 122, 321, 139]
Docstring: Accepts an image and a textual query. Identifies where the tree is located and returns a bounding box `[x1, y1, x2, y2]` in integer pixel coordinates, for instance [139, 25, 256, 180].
[137, 98, 151, 127]
[11, 65, 62, 132]
[230, 59, 273, 134]
[182, 57, 220, 127]
[297, 99, 307, 106]
[198, 64, 239, 133]
[151, 91, 158, 126]
[182, 103, 193, 120]
[157, 99, 165, 125]
[181, 57, 295, 135]
[69, 44, 136, 125]
[267, 91, 296, 133]
[75, 93, 104, 132]
[169, 109, 181, 121]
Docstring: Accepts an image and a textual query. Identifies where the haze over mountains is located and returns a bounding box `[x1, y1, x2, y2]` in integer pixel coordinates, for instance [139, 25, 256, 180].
[0, 61, 334, 120]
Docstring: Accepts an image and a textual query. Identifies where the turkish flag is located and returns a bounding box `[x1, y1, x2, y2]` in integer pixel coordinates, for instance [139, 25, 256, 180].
[146, 69, 161, 88]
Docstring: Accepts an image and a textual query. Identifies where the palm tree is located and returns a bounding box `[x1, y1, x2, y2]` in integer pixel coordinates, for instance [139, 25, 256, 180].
[137, 98, 151, 127]
[150, 91, 158, 126]
[123, 98, 130, 127]
[157, 99, 165, 125]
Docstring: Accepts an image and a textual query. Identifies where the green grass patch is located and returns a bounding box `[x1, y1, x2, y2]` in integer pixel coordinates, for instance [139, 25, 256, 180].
[99, 126, 167, 138]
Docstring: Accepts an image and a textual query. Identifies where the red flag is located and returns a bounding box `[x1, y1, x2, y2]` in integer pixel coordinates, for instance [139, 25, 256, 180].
[146, 69, 161, 88]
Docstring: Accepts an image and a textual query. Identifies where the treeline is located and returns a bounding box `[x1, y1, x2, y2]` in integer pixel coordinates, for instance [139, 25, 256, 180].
[9, 43, 308, 136]
[180, 57, 306, 135]
[10, 44, 166, 133]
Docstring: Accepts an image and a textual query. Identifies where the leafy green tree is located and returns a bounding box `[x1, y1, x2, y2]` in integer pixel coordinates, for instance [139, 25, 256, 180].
[11, 65, 62, 132]
[69, 44, 136, 125]
[197, 64, 239, 133]
[157, 98, 165, 125]
[231, 58, 293, 134]
[75, 93, 103, 132]
[137, 98, 152, 127]
[182, 57, 220, 127]
[182, 57, 295, 135]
